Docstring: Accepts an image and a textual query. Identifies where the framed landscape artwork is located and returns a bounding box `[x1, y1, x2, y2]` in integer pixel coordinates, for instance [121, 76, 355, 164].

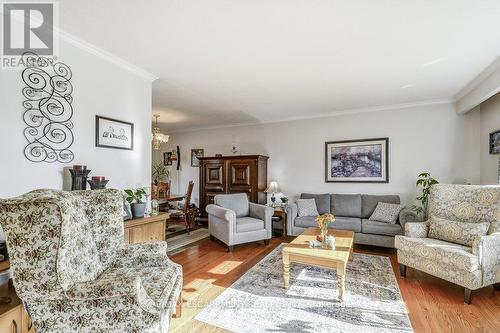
[191, 148, 204, 167]
[325, 138, 389, 183]
[95, 116, 134, 150]
[490, 130, 500, 154]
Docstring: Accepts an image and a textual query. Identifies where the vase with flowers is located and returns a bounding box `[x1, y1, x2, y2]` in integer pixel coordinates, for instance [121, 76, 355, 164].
[315, 213, 336, 248]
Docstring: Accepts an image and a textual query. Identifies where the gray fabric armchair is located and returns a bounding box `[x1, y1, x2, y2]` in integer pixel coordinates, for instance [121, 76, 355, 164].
[207, 193, 273, 252]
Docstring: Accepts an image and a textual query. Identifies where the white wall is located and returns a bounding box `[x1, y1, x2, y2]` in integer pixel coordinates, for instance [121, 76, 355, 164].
[155, 103, 480, 206]
[480, 93, 500, 184]
[0, 41, 153, 198]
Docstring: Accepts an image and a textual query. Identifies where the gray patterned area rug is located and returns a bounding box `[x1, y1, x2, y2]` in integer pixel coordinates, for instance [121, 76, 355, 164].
[196, 244, 413, 333]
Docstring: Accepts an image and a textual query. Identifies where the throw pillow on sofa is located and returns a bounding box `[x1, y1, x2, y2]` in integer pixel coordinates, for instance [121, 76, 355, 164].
[369, 202, 403, 224]
[428, 216, 490, 247]
[296, 198, 319, 217]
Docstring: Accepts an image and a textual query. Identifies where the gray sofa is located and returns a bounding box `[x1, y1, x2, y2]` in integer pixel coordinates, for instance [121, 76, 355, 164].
[286, 193, 418, 248]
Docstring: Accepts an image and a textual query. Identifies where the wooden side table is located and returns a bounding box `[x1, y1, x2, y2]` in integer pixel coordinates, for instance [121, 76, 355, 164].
[272, 206, 287, 237]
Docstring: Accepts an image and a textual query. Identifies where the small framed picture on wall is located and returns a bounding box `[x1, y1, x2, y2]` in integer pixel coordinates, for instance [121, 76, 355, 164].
[490, 130, 500, 154]
[191, 148, 204, 167]
[95, 116, 134, 150]
[164, 151, 173, 166]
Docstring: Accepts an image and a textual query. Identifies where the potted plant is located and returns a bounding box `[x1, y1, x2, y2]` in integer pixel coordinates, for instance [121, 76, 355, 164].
[125, 188, 147, 218]
[412, 172, 439, 220]
[152, 162, 169, 186]
[280, 196, 289, 205]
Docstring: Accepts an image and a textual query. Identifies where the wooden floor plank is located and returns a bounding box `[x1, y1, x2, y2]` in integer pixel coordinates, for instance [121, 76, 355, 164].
[168, 238, 500, 333]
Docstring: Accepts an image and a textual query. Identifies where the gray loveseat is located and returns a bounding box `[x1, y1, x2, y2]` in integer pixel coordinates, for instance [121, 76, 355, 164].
[286, 193, 417, 248]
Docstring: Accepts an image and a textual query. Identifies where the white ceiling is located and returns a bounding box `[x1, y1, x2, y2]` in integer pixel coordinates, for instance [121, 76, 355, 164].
[59, 0, 500, 131]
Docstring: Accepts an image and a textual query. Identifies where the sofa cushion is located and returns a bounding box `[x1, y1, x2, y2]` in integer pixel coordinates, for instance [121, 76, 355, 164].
[361, 194, 400, 218]
[369, 202, 404, 224]
[395, 236, 480, 272]
[294, 216, 317, 228]
[300, 193, 330, 214]
[331, 194, 362, 217]
[236, 217, 265, 232]
[362, 219, 402, 236]
[332, 217, 362, 232]
[78, 265, 182, 309]
[215, 193, 249, 218]
[428, 216, 490, 247]
[296, 199, 319, 217]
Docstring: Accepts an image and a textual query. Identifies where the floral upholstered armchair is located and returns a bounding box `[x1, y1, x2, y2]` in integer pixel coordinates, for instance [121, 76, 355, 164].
[0, 189, 183, 333]
[395, 184, 500, 304]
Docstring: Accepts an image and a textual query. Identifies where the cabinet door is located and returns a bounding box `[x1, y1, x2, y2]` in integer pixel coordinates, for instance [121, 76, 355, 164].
[0, 306, 21, 333]
[124, 227, 132, 244]
[204, 161, 225, 192]
[205, 193, 218, 206]
[129, 222, 165, 244]
[227, 160, 254, 196]
[22, 307, 35, 333]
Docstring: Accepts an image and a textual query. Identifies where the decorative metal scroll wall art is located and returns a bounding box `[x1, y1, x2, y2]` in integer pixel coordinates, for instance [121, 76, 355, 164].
[21, 52, 75, 163]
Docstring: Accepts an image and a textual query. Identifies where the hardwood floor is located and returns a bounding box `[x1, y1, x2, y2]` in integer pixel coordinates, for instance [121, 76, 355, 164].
[169, 237, 500, 333]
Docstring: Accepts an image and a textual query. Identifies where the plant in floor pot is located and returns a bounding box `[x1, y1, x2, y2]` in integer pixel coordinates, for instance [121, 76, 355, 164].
[412, 172, 439, 220]
[125, 188, 147, 218]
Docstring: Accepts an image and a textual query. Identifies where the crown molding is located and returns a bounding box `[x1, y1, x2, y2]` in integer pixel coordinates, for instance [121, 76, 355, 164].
[58, 29, 158, 82]
[455, 56, 500, 101]
[166, 98, 454, 134]
[455, 56, 500, 114]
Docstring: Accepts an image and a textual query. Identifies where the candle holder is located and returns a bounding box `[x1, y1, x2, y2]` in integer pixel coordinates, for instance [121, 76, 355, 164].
[69, 167, 91, 191]
[88, 179, 109, 190]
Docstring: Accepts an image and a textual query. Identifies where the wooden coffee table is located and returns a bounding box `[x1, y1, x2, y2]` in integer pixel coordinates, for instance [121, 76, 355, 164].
[282, 228, 354, 302]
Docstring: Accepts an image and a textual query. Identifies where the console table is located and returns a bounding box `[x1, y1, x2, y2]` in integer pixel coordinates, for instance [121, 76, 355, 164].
[124, 213, 169, 244]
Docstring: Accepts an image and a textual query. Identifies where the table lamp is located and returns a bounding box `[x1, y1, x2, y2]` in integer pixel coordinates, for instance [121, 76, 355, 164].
[265, 181, 280, 206]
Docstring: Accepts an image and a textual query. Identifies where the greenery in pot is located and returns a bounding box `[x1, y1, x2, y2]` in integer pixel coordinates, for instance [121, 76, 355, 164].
[152, 162, 170, 185]
[125, 188, 147, 218]
[412, 172, 439, 219]
[280, 196, 289, 204]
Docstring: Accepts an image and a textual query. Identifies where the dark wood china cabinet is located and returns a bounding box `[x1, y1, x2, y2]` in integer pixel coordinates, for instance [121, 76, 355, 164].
[198, 155, 268, 217]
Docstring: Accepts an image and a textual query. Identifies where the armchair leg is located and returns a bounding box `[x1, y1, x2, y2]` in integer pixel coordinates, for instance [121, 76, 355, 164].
[210, 235, 215, 241]
[493, 283, 500, 291]
[464, 288, 472, 304]
[173, 292, 182, 318]
[264, 239, 270, 246]
[228, 245, 234, 253]
[399, 264, 406, 278]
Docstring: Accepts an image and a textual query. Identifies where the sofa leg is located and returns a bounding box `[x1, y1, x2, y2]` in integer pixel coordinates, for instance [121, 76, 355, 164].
[173, 292, 182, 318]
[228, 245, 234, 253]
[464, 288, 472, 304]
[264, 239, 270, 246]
[399, 264, 406, 278]
[210, 235, 215, 241]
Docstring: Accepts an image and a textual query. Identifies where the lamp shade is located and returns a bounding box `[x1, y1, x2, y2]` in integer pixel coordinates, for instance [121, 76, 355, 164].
[265, 181, 280, 193]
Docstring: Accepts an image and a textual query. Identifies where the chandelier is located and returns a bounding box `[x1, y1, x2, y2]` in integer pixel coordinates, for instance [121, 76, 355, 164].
[152, 114, 169, 150]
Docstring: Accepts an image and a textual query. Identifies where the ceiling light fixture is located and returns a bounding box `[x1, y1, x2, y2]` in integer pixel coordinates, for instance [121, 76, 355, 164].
[152, 114, 169, 150]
